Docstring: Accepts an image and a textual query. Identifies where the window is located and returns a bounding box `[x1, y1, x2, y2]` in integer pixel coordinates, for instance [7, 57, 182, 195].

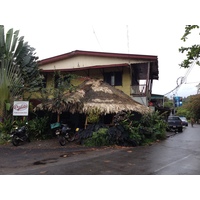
[103, 71, 122, 86]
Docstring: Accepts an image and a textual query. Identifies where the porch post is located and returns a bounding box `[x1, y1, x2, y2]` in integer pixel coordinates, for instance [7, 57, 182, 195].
[146, 62, 151, 105]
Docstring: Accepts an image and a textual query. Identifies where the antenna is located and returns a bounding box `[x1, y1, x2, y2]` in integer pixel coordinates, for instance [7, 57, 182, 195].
[126, 25, 129, 53]
[92, 26, 103, 51]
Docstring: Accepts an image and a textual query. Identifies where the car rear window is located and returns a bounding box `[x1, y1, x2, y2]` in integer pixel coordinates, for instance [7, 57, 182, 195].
[180, 117, 187, 120]
[168, 116, 181, 121]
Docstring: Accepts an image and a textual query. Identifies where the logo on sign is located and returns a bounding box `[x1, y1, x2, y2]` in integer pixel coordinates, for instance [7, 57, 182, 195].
[13, 101, 29, 116]
[13, 103, 28, 111]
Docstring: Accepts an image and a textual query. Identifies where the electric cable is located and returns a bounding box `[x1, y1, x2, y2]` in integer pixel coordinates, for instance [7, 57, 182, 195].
[164, 61, 196, 96]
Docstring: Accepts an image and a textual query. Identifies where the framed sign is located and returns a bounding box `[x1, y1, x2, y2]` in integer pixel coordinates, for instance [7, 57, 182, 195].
[13, 101, 29, 116]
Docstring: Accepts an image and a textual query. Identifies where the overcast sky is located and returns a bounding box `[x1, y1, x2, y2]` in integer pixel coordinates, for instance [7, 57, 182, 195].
[1, 0, 200, 98]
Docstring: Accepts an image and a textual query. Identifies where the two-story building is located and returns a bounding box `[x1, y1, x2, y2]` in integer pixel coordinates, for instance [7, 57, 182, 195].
[38, 50, 159, 106]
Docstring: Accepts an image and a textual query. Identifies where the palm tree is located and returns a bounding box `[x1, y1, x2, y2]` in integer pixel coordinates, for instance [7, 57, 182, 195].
[0, 25, 43, 120]
[36, 72, 77, 123]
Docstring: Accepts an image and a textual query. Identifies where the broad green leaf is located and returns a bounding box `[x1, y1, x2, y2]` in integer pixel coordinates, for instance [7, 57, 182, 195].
[0, 25, 5, 48]
[11, 30, 19, 52]
[5, 28, 13, 53]
[0, 25, 42, 119]
[13, 39, 23, 58]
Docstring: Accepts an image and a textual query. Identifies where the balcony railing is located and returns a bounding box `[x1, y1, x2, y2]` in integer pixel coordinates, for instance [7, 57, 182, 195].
[130, 84, 147, 96]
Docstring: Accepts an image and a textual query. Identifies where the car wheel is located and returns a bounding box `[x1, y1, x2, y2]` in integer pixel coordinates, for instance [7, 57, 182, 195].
[178, 128, 183, 132]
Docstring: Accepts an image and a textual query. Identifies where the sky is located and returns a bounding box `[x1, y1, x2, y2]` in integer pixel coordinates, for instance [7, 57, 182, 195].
[1, 0, 200, 98]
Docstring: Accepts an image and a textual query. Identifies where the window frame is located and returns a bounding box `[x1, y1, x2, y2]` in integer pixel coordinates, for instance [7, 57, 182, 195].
[103, 71, 122, 86]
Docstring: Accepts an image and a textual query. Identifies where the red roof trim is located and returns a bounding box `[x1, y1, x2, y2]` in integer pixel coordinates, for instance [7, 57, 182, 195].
[40, 63, 130, 72]
[38, 50, 158, 66]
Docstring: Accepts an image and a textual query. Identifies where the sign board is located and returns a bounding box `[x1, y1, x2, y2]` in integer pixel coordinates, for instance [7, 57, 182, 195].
[173, 96, 182, 107]
[13, 101, 29, 116]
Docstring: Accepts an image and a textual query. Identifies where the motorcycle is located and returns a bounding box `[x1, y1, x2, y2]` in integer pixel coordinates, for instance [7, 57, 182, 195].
[51, 123, 78, 146]
[11, 122, 30, 146]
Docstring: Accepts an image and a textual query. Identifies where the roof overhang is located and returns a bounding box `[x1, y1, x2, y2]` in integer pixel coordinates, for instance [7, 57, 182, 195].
[39, 50, 158, 66]
[40, 63, 130, 73]
[38, 50, 159, 80]
[151, 94, 164, 100]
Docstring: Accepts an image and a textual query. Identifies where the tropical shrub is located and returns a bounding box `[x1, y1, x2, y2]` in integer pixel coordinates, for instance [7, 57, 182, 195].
[87, 109, 101, 124]
[28, 116, 50, 140]
[0, 117, 13, 134]
[83, 111, 167, 147]
[0, 117, 14, 144]
[84, 128, 109, 146]
[138, 111, 167, 142]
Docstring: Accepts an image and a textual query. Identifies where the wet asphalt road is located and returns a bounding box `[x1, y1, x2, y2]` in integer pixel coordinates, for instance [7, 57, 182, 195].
[1, 124, 200, 175]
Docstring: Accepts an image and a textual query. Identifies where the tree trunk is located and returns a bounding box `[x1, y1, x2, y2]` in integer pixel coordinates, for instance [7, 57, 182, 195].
[57, 113, 60, 123]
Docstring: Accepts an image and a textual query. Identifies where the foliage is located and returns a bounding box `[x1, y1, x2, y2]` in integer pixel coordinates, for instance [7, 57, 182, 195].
[137, 111, 167, 141]
[183, 94, 200, 120]
[0, 25, 43, 119]
[0, 117, 13, 144]
[0, 132, 10, 144]
[0, 117, 13, 134]
[164, 97, 173, 108]
[83, 128, 109, 146]
[0, 116, 51, 144]
[176, 106, 190, 119]
[179, 25, 200, 68]
[83, 111, 167, 147]
[28, 116, 50, 140]
[114, 111, 167, 143]
[0, 117, 28, 144]
[87, 109, 101, 124]
[113, 111, 143, 145]
[37, 71, 77, 122]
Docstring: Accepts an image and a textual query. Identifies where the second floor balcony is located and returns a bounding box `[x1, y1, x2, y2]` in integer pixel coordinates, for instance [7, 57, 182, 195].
[130, 83, 151, 98]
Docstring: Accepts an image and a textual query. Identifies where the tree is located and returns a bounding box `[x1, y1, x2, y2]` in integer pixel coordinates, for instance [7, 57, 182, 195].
[178, 25, 200, 121]
[36, 71, 78, 123]
[163, 96, 173, 108]
[0, 25, 43, 120]
[179, 25, 200, 68]
[184, 94, 200, 120]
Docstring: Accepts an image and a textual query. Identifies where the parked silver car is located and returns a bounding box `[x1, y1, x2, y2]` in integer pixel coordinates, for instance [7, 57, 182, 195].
[179, 116, 188, 127]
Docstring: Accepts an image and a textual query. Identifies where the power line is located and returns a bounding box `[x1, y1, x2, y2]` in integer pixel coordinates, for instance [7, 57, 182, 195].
[164, 61, 196, 96]
[184, 81, 200, 84]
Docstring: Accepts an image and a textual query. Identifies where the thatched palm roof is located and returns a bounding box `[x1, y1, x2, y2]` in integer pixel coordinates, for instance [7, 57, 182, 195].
[35, 79, 150, 115]
[64, 79, 150, 114]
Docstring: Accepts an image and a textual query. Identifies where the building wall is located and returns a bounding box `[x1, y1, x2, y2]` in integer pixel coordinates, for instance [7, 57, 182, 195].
[43, 66, 132, 96]
[115, 67, 131, 95]
[39, 55, 147, 71]
[132, 96, 147, 106]
[35, 53, 157, 106]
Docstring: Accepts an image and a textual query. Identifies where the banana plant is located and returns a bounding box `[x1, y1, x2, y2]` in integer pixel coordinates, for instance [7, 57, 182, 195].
[0, 25, 43, 119]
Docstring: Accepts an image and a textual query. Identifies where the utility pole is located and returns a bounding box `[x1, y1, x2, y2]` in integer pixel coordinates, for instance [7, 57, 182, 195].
[196, 83, 200, 94]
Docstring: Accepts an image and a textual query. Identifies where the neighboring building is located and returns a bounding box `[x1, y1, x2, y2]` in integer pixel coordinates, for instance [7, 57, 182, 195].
[149, 94, 170, 120]
[38, 50, 159, 106]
